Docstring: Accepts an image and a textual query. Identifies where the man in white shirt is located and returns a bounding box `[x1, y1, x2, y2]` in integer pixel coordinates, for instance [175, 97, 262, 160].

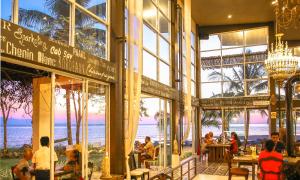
[32, 136, 58, 180]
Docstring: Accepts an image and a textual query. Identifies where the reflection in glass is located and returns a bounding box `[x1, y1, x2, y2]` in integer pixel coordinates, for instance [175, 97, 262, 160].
[245, 28, 267, 46]
[143, 24, 157, 54]
[159, 0, 169, 17]
[143, 0, 157, 28]
[143, 50, 157, 80]
[201, 82, 222, 98]
[75, 9, 107, 59]
[1, 0, 12, 21]
[225, 110, 245, 139]
[19, 0, 70, 43]
[76, 0, 106, 19]
[248, 110, 269, 142]
[221, 31, 243, 49]
[159, 61, 170, 85]
[159, 12, 169, 40]
[159, 37, 169, 63]
[88, 82, 106, 177]
[200, 35, 221, 51]
[201, 110, 222, 137]
[247, 80, 268, 95]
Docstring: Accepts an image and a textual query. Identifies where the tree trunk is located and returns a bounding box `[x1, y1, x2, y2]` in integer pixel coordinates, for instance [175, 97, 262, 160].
[66, 88, 73, 145]
[76, 92, 82, 144]
[3, 117, 7, 153]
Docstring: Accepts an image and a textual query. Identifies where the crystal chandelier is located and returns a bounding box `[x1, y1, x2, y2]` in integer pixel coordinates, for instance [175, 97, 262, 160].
[272, 0, 300, 29]
[265, 33, 298, 82]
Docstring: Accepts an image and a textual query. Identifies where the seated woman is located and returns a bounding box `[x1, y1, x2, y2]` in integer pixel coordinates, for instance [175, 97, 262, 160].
[230, 132, 241, 154]
[204, 133, 214, 145]
[258, 140, 283, 180]
[139, 136, 154, 168]
[13, 148, 33, 180]
[63, 147, 81, 179]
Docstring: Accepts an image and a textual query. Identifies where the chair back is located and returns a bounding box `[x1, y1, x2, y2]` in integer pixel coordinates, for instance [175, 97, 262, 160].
[11, 165, 17, 180]
[225, 150, 233, 169]
[153, 146, 160, 160]
[258, 156, 283, 180]
[88, 162, 94, 180]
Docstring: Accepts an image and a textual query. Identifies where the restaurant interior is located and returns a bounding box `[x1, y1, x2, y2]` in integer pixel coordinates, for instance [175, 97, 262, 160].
[1, 0, 300, 180]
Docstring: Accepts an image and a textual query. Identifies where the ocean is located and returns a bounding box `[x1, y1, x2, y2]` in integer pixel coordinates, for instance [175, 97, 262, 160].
[1, 124, 300, 148]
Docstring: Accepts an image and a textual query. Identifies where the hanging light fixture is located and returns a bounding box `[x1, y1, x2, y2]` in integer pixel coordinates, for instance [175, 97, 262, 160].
[265, 33, 298, 84]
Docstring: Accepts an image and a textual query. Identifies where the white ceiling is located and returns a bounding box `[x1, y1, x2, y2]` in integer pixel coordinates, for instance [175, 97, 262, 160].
[191, 0, 300, 41]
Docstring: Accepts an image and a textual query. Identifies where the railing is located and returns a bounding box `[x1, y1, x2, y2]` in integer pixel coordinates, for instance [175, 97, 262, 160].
[150, 156, 197, 180]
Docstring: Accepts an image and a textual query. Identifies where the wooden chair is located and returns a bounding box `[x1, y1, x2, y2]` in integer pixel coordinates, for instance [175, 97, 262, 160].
[144, 146, 160, 169]
[258, 156, 283, 180]
[226, 150, 249, 180]
[11, 165, 17, 180]
[88, 162, 94, 180]
[128, 152, 149, 180]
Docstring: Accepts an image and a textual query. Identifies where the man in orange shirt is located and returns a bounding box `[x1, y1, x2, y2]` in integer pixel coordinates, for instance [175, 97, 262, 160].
[258, 140, 283, 180]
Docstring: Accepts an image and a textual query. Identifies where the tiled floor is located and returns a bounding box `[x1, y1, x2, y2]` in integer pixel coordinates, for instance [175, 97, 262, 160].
[193, 174, 249, 180]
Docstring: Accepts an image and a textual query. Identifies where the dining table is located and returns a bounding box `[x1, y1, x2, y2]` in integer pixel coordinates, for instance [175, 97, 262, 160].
[206, 143, 231, 162]
[233, 154, 300, 180]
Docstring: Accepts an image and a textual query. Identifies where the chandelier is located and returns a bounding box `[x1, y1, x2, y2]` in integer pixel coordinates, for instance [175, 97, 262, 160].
[265, 33, 298, 83]
[272, 0, 300, 29]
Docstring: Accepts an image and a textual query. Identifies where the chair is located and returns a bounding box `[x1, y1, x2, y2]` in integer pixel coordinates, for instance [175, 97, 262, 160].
[88, 162, 93, 180]
[225, 150, 249, 180]
[11, 165, 17, 180]
[258, 156, 283, 180]
[128, 152, 149, 180]
[144, 146, 160, 169]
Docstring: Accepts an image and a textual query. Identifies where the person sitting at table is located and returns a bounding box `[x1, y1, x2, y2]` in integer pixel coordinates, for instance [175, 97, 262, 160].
[32, 136, 58, 180]
[13, 147, 33, 180]
[63, 146, 81, 179]
[271, 132, 285, 153]
[139, 136, 154, 168]
[258, 139, 283, 180]
[230, 132, 241, 154]
[204, 133, 213, 145]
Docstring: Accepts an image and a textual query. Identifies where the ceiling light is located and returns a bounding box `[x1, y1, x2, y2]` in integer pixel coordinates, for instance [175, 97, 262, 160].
[227, 14, 232, 19]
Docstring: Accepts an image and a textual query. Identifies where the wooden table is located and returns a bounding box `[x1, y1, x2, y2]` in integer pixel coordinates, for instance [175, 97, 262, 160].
[206, 144, 230, 162]
[233, 155, 300, 180]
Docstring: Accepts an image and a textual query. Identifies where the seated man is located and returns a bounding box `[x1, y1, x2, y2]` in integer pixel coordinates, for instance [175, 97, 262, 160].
[32, 136, 58, 180]
[258, 140, 283, 180]
[271, 132, 285, 153]
[139, 136, 154, 168]
[13, 147, 33, 180]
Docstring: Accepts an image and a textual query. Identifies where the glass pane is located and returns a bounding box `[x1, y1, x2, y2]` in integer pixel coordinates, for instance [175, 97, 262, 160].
[76, 0, 106, 20]
[143, 50, 157, 80]
[222, 65, 244, 81]
[245, 45, 268, 53]
[222, 48, 243, 56]
[201, 68, 221, 82]
[75, 9, 107, 59]
[191, 65, 195, 81]
[223, 81, 244, 97]
[88, 82, 106, 177]
[201, 82, 222, 98]
[143, 24, 157, 54]
[226, 110, 245, 140]
[143, 0, 157, 28]
[248, 110, 269, 144]
[245, 63, 267, 79]
[221, 31, 244, 49]
[191, 81, 196, 97]
[201, 50, 221, 67]
[245, 46, 268, 63]
[1, 0, 12, 21]
[182, 57, 186, 75]
[201, 110, 222, 137]
[183, 76, 187, 93]
[191, 32, 196, 48]
[159, 12, 169, 40]
[245, 27, 268, 46]
[159, 0, 169, 17]
[159, 36, 170, 63]
[19, 0, 70, 44]
[247, 80, 268, 95]
[55, 75, 83, 177]
[159, 61, 170, 85]
[200, 35, 221, 51]
[191, 49, 195, 65]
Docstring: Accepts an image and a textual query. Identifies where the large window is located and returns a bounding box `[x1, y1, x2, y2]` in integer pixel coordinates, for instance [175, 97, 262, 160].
[200, 27, 268, 98]
[9, 0, 109, 60]
[143, 0, 171, 85]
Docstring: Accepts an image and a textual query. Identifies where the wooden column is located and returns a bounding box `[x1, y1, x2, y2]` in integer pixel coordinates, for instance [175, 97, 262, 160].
[195, 23, 201, 153]
[109, 0, 125, 174]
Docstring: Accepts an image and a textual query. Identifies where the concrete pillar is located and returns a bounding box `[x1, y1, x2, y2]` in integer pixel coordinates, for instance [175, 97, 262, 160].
[32, 77, 52, 152]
